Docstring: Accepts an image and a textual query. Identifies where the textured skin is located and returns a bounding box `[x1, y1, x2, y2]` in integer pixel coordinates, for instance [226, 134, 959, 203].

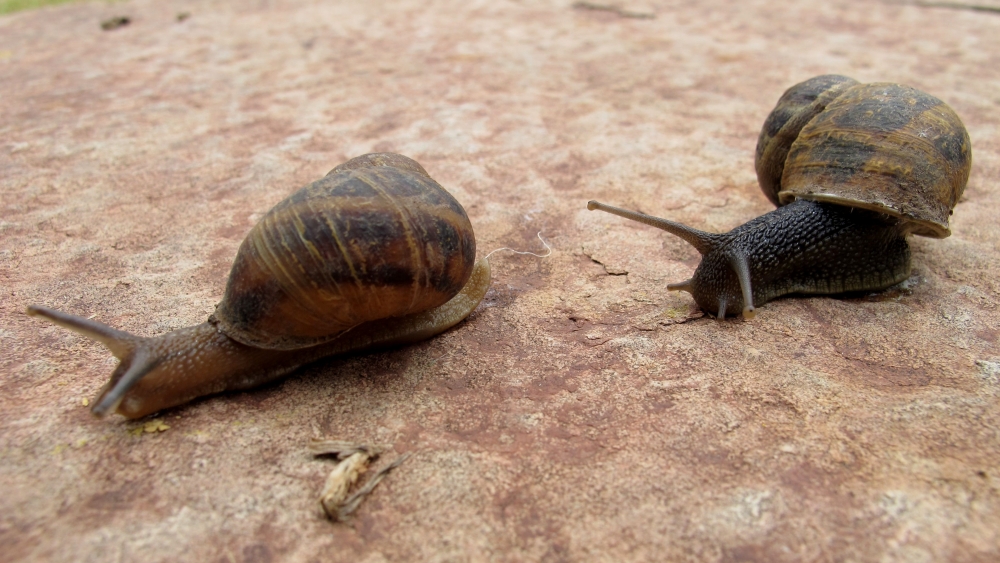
[755, 76, 972, 238]
[689, 199, 911, 317]
[211, 153, 477, 350]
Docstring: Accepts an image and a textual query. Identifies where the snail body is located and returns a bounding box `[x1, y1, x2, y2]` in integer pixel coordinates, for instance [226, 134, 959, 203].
[28, 153, 490, 418]
[588, 75, 971, 318]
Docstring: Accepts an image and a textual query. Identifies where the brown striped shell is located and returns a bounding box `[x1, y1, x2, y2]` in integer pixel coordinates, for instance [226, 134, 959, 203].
[209, 153, 476, 350]
[755, 75, 972, 238]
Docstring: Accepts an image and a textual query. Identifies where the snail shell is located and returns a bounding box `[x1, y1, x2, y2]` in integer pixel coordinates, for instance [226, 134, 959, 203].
[588, 75, 971, 318]
[212, 152, 476, 350]
[757, 75, 971, 237]
[28, 153, 490, 418]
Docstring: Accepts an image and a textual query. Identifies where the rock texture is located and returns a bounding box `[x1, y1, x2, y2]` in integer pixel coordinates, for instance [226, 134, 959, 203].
[2, 0, 999, 561]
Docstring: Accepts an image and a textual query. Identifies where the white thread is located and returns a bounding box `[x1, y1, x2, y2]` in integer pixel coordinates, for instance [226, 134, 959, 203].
[484, 232, 552, 261]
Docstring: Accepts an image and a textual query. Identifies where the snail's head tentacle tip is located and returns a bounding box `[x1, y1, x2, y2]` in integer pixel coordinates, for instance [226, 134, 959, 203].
[26, 304, 140, 359]
[667, 279, 694, 294]
[90, 347, 160, 418]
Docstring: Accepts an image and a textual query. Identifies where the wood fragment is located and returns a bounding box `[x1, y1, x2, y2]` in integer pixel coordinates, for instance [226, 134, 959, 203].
[309, 439, 381, 460]
[572, 1, 655, 19]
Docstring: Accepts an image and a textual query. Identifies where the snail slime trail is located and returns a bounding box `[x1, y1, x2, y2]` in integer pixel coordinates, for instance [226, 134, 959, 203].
[588, 75, 970, 319]
[27, 153, 491, 419]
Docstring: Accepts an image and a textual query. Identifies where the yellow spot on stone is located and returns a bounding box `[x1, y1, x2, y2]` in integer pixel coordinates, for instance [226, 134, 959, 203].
[75, 438, 88, 448]
[128, 419, 170, 436]
[663, 307, 687, 319]
[0, 50, 12, 60]
[144, 419, 170, 433]
[82, 397, 90, 407]
[52, 444, 66, 455]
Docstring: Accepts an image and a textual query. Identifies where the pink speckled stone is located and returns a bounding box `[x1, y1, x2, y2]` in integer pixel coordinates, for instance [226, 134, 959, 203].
[2, 1, 999, 561]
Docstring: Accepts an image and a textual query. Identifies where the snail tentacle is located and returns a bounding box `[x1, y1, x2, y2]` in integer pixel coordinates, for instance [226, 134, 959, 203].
[92, 347, 159, 416]
[587, 200, 720, 255]
[666, 279, 694, 293]
[589, 199, 755, 317]
[728, 252, 756, 319]
[26, 305, 138, 358]
[25, 305, 163, 416]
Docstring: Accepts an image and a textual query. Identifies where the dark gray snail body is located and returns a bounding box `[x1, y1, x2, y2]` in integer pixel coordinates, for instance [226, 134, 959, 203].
[28, 153, 491, 419]
[588, 75, 971, 318]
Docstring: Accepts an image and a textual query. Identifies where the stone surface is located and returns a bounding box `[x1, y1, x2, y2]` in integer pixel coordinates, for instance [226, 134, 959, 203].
[2, 0, 999, 561]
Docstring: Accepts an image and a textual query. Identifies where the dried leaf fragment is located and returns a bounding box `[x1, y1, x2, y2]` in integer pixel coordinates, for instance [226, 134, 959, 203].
[310, 439, 410, 522]
[319, 451, 373, 517]
[334, 453, 411, 521]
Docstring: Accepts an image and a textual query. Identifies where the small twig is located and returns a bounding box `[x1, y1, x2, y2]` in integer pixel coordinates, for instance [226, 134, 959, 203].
[902, 0, 1000, 13]
[100, 16, 131, 31]
[309, 439, 381, 460]
[572, 1, 656, 19]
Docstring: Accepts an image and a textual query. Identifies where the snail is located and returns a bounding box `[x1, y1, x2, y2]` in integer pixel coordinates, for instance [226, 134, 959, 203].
[27, 153, 491, 419]
[588, 74, 971, 319]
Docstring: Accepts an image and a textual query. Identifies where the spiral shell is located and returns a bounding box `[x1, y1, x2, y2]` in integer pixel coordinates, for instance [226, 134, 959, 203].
[755, 75, 971, 238]
[210, 153, 476, 350]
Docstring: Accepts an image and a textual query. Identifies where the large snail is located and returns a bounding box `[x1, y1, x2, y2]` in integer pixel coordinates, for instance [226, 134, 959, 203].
[588, 75, 971, 319]
[28, 153, 491, 419]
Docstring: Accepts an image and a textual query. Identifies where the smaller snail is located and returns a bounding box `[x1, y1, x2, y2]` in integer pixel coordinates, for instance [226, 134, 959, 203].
[588, 75, 971, 318]
[28, 153, 490, 419]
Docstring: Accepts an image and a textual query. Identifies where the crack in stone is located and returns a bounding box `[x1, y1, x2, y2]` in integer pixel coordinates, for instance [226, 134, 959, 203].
[583, 251, 629, 277]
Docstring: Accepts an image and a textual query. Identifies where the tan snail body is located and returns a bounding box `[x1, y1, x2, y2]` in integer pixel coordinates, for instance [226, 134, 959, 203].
[589, 75, 971, 318]
[28, 153, 491, 419]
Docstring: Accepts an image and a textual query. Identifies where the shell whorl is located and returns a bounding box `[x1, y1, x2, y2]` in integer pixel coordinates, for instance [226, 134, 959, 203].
[756, 74, 860, 207]
[755, 75, 971, 238]
[210, 154, 476, 350]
